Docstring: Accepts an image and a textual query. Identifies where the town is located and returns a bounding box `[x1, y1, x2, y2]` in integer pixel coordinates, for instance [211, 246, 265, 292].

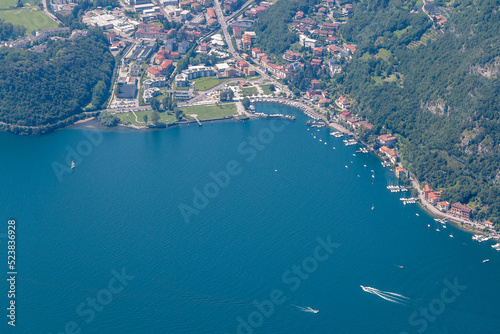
[1, 0, 496, 233]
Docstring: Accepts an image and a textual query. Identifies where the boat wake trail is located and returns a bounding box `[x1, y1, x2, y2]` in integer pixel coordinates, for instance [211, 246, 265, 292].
[360, 286, 413, 306]
[293, 305, 319, 313]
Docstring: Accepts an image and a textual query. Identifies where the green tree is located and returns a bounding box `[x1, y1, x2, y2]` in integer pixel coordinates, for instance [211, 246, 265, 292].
[91, 80, 107, 110]
[151, 110, 160, 125]
[97, 112, 119, 127]
[150, 97, 160, 111]
[269, 84, 275, 92]
[174, 107, 182, 120]
[241, 97, 251, 110]
[143, 114, 148, 125]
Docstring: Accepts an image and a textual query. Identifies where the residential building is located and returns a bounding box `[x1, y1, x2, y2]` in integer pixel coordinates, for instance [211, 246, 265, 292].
[437, 201, 449, 212]
[395, 167, 407, 178]
[143, 77, 167, 89]
[379, 146, 398, 164]
[313, 47, 323, 57]
[283, 50, 302, 62]
[378, 134, 397, 148]
[178, 40, 190, 54]
[449, 202, 472, 220]
[336, 96, 350, 111]
[299, 34, 317, 48]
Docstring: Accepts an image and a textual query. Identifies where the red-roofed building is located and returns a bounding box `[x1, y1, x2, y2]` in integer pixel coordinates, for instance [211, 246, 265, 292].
[207, 7, 216, 18]
[311, 79, 321, 89]
[358, 121, 373, 130]
[242, 34, 252, 49]
[395, 167, 407, 178]
[233, 26, 242, 38]
[295, 11, 304, 19]
[437, 201, 449, 212]
[427, 192, 441, 206]
[251, 48, 261, 58]
[326, 36, 337, 44]
[336, 96, 350, 111]
[207, 18, 218, 26]
[379, 146, 398, 164]
[169, 51, 180, 59]
[311, 59, 322, 67]
[313, 47, 323, 57]
[449, 202, 472, 220]
[199, 42, 209, 52]
[318, 98, 330, 108]
[147, 67, 162, 78]
[236, 59, 249, 70]
[344, 44, 356, 54]
[378, 134, 397, 147]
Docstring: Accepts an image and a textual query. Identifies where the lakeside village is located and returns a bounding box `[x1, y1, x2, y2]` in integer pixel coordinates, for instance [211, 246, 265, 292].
[2, 0, 498, 240]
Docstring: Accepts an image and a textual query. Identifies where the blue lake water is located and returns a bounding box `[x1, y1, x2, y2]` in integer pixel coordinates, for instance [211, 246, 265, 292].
[1, 103, 499, 333]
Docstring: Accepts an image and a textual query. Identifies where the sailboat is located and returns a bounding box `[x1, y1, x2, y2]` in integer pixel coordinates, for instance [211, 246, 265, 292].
[71, 161, 75, 169]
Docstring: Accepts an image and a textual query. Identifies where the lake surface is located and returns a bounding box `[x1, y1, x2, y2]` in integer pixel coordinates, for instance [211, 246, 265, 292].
[1, 103, 499, 334]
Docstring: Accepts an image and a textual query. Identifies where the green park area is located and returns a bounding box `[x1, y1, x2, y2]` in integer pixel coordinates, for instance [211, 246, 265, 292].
[193, 77, 227, 91]
[261, 85, 275, 95]
[181, 103, 237, 120]
[240, 86, 258, 97]
[115, 110, 177, 126]
[0, 8, 57, 34]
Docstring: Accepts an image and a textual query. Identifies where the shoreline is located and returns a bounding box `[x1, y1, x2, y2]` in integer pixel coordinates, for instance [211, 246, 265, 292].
[3, 102, 498, 238]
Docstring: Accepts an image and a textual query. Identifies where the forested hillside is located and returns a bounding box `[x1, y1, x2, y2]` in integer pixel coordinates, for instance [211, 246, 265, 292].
[0, 29, 114, 128]
[338, 0, 500, 223]
[253, 0, 320, 56]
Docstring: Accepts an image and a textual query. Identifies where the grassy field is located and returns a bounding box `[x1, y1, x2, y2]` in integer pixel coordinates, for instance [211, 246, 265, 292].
[0, 0, 16, 8]
[0, 9, 57, 33]
[193, 77, 226, 91]
[261, 85, 275, 95]
[181, 103, 237, 120]
[240, 86, 258, 97]
[116, 110, 177, 125]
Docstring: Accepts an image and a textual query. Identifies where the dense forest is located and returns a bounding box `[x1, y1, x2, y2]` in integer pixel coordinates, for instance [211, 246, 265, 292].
[338, 0, 500, 224]
[0, 19, 26, 41]
[0, 29, 114, 127]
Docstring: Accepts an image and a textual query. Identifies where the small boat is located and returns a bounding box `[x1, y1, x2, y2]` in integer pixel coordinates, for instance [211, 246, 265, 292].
[428, 224, 430, 227]
[449, 234, 454, 238]
[416, 213, 419, 216]
[436, 228, 440, 232]
[364, 165, 367, 167]
[345, 165, 348, 168]
[371, 205, 374, 210]
[71, 161, 75, 169]
[483, 259, 489, 263]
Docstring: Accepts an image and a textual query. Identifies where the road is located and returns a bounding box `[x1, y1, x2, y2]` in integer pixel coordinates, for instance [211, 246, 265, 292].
[212, 0, 291, 97]
[41, 0, 62, 25]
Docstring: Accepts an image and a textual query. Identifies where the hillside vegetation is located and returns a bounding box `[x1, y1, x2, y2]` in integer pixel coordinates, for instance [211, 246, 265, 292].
[0, 29, 114, 129]
[340, 0, 500, 223]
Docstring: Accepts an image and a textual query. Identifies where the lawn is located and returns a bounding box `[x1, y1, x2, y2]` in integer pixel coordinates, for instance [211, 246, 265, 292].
[261, 85, 275, 95]
[193, 77, 226, 91]
[0, 8, 57, 34]
[116, 110, 177, 126]
[0, 0, 16, 8]
[240, 86, 258, 97]
[181, 103, 238, 120]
